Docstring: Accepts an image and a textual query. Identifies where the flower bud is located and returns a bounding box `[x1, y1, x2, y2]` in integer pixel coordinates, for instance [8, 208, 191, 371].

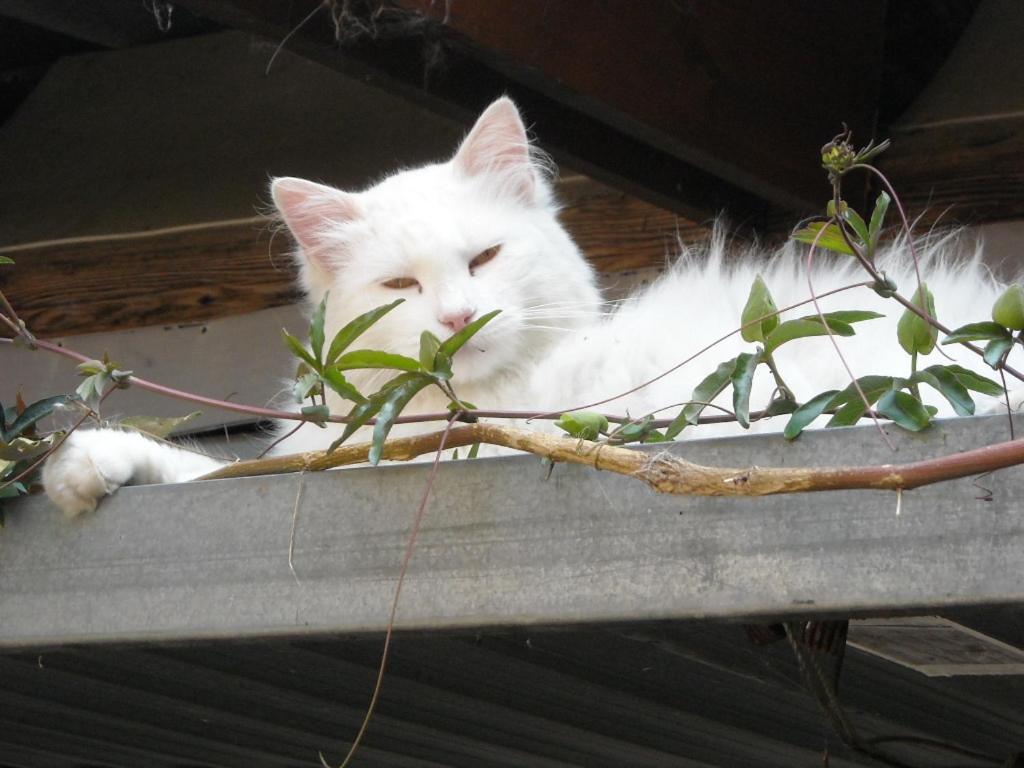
[991, 283, 1024, 330]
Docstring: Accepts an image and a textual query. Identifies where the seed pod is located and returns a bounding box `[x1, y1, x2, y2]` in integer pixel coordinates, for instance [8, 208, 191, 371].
[897, 283, 938, 355]
[991, 283, 1024, 330]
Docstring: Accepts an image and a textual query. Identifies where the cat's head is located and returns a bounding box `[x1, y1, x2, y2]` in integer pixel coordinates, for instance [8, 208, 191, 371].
[271, 97, 600, 391]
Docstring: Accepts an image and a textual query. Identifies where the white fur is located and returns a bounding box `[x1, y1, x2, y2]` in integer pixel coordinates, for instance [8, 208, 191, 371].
[43, 98, 1019, 516]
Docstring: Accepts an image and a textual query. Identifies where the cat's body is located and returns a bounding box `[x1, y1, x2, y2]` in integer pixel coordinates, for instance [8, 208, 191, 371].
[43, 98, 1016, 516]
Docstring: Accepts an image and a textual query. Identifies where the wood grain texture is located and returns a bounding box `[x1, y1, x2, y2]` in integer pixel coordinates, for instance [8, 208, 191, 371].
[0, 175, 699, 337]
[397, 0, 885, 209]
[879, 118, 1024, 228]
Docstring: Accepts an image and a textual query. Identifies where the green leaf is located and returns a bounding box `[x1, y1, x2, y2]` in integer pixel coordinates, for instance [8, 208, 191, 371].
[763, 396, 798, 417]
[740, 275, 779, 342]
[467, 443, 480, 459]
[897, 283, 938, 355]
[792, 221, 855, 255]
[119, 411, 202, 439]
[369, 376, 433, 465]
[876, 389, 931, 431]
[76, 359, 106, 376]
[867, 191, 890, 255]
[0, 434, 56, 462]
[983, 336, 1014, 368]
[333, 350, 422, 372]
[912, 368, 973, 416]
[301, 403, 330, 427]
[941, 321, 1011, 345]
[666, 357, 739, 438]
[282, 329, 318, 369]
[2, 395, 70, 441]
[76, 372, 111, 412]
[292, 371, 322, 403]
[819, 310, 885, 324]
[609, 415, 655, 444]
[825, 375, 896, 427]
[827, 199, 869, 246]
[419, 330, 442, 372]
[844, 208, 870, 247]
[322, 367, 366, 403]
[438, 309, 501, 358]
[0, 255, 14, 265]
[784, 390, 841, 440]
[0, 481, 27, 499]
[325, 299, 405, 365]
[939, 364, 1003, 396]
[731, 352, 761, 428]
[310, 293, 328, 364]
[763, 317, 855, 353]
[332, 372, 424, 450]
[431, 350, 454, 381]
[556, 411, 609, 440]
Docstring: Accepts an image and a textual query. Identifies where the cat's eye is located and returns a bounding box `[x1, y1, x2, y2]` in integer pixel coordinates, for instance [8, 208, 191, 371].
[382, 277, 419, 290]
[469, 245, 500, 274]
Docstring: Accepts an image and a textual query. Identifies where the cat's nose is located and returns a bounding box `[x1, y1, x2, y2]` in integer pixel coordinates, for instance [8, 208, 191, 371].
[440, 309, 476, 333]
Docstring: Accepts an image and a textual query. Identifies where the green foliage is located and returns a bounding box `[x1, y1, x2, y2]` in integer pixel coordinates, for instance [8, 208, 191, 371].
[666, 357, 739, 438]
[942, 322, 1011, 345]
[740, 276, 779, 342]
[0, 394, 72, 513]
[992, 284, 1024, 330]
[75, 354, 132, 413]
[0, 255, 14, 265]
[791, 221, 856, 256]
[897, 283, 938, 355]
[556, 411, 609, 440]
[867, 192, 890, 259]
[730, 352, 760, 428]
[983, 337, 1014, 368]
[763, 311, 882, 354]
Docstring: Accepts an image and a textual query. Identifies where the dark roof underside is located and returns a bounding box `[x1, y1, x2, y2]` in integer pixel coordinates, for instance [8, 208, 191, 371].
[3, 611, 1022, 768]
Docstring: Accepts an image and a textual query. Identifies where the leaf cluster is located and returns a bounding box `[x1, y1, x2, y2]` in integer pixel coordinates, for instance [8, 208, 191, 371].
[282, 295, 500, 464]
[0, 394, 71, 515]
[75, 354, 132, 412]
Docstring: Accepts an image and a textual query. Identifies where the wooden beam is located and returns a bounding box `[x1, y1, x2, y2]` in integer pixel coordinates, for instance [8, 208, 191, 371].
[0, 175, 695, 337]
[879, 119, 1024, 229]
[175, 0, 885, 221]
[393, 0, 885, 210]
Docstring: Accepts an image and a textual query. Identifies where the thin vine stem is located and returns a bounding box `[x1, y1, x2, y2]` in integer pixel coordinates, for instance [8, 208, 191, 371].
[1, 281, 872, 433]
[805, 218, 895, 450]
[324, 413, 459, 768]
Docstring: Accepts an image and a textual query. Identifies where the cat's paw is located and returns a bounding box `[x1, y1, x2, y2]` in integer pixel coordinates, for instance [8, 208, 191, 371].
[42, 431, 134, 517]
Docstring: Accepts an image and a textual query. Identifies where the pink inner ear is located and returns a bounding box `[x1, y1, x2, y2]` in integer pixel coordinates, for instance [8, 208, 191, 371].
[453, 98, 536, 201]
[271, 177, 360, 254]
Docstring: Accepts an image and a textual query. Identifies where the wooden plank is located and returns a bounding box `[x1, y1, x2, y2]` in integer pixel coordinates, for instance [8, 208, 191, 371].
[879, 119, 1024, 228]
[0, 175, 695, 337]
[2, 415, 1022, 647]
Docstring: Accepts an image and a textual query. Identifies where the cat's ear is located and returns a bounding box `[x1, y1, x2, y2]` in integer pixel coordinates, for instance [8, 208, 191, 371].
[271, 177, 361, 263]
[453, 97, 540, 204]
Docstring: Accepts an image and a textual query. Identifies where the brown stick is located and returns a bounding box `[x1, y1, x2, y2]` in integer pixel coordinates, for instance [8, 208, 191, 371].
[198, 422, 1024, 496]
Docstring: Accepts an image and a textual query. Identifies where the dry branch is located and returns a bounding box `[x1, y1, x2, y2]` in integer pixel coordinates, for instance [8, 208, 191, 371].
[199, 422, 1024, 496]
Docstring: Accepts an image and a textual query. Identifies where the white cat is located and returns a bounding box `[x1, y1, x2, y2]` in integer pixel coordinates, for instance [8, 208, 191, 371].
[42, 97, 1017, 516]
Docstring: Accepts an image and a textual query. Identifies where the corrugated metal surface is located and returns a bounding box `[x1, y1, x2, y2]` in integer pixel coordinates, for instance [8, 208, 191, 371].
[2, 615, 1021, 767]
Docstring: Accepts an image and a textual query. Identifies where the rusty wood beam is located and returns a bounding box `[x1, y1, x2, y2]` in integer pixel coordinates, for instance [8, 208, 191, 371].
[0, 175, 693, 337]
